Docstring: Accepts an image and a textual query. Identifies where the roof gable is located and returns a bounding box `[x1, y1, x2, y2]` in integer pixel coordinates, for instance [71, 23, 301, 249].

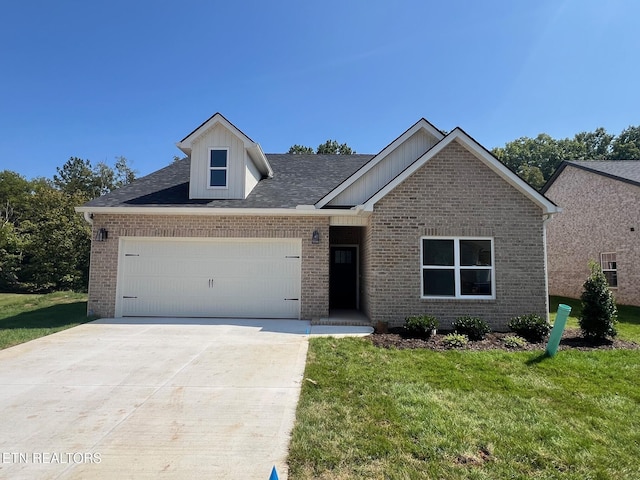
[316, 118, 444, 207]
[178, 112, 255, 152]
[177, 112, 273, 179]
[361, 128, 559, 214]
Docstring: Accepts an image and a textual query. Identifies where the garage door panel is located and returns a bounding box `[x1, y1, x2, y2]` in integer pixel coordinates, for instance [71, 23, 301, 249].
[119, 275, 209, 297]
[122, 294, 298, 318]
[124, 263, 215, 278]
[117, 238, 301, 318]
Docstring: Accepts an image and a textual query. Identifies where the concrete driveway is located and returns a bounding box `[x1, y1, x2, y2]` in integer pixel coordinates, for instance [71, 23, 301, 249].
[0, 318, 371, 479]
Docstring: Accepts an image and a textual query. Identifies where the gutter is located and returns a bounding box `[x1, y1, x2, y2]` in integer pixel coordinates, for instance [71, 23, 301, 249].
[75, 205, 372, 218]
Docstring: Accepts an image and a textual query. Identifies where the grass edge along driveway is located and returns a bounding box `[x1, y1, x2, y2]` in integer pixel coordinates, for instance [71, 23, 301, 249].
[0, 292, 90, 350]
[289, 299, 640, 480]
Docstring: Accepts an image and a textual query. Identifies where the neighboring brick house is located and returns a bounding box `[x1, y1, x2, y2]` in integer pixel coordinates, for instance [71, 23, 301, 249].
[542, 160, 640, 306]
[77, 113, 559, 329]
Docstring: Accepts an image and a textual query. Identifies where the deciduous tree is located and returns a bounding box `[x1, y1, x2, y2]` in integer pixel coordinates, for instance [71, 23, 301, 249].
[610, 126, 640, 160]
[17, 185, 90, 291]
[0, 156, 135, 292]
[0, 170, 32, 223]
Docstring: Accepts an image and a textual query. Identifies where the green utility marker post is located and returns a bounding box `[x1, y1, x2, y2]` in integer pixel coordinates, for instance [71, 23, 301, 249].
[546, 304, 572, 357]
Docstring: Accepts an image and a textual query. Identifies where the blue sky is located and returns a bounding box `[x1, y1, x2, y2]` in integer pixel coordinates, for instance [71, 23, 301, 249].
[1, 0, 638, 180]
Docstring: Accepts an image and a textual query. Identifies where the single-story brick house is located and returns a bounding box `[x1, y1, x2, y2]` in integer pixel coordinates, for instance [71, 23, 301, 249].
[77, 113, 559, 329]
[542, 160, 640, 306]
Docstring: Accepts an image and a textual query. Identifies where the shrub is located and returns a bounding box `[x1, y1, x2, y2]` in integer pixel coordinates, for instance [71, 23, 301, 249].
[508, 314, 551, 343]
[580, 261, 618, 340]
[442, 333, 469, 348]
[404, 315, 438, 339]
[502, 335, 527, 348]
[452, 316, 490, 340]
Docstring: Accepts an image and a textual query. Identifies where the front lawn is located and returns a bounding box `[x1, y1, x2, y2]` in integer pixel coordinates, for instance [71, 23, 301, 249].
[0, 291, 90, 349]
[289, 298, 640, 479]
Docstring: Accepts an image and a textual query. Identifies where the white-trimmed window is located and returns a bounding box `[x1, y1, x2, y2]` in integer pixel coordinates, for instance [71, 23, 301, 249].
[208, 148, 228, 188]
[421, 237, 495, 299]
[601, 252, 618, 288]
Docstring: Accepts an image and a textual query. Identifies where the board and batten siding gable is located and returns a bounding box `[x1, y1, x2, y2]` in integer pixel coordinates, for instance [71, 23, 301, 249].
[189, 122, 255, 199]
[327, 129, 438, 206]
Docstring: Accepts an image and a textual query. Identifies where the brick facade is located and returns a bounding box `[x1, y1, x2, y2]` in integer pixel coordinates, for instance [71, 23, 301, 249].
[365, 140, 548, 330]
[88, 214, 330, 319]
[545, 166, 640, 306]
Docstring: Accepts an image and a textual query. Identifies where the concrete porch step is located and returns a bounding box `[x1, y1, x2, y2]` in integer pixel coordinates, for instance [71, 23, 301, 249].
[312, 310, 371, 327]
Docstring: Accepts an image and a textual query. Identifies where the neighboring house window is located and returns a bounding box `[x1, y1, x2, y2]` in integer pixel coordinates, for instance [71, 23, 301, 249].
[601, 252, 618, 288]
[421, 237, 494, 299]
[208, 148, 228, 188]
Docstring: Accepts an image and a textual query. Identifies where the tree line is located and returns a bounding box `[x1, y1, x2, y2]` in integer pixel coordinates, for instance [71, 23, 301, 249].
[491, 125, 640, 189]
[0, 157, 135, 292]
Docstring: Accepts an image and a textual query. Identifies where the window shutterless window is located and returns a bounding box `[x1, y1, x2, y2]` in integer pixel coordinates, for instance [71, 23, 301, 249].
[208, 148, 228, 188]
[421, 237, 495, 299]
[600, 252, 618, 288]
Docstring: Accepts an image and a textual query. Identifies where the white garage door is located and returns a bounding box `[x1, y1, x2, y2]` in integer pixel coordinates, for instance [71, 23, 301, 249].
[116, 237, 302, 318]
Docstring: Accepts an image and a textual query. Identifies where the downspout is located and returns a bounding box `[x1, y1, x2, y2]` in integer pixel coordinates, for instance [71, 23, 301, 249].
[82, 211, 94, 318]
[542, 213, 553, 321]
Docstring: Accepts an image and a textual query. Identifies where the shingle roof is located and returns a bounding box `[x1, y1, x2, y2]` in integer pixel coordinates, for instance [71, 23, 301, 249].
[567, 160, 640, 184]
[83, 154, 374, 209]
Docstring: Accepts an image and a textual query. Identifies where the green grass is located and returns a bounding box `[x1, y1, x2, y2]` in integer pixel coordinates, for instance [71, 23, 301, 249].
[289, 298, 640, 479]
[290, 339, 640, 479]
[0, 291, 91, 349]
[551, 295, 640, 342]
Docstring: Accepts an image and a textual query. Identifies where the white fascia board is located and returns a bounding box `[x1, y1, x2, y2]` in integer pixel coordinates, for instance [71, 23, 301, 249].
[176, 141, 191, 155]
[247, 143, 273, 178]
[176, 113, 257, 154]
[314, 118, 445, 208]
[75, 205, 371, 217]
[362, 128, 560, 215]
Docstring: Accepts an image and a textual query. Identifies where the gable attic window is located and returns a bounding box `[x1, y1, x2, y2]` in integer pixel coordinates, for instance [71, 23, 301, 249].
[421, 237, 495, 299]
[208, 148, 228, 188]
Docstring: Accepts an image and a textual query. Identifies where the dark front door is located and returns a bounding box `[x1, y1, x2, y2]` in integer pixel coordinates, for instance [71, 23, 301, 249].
[330, 246, 358, 309]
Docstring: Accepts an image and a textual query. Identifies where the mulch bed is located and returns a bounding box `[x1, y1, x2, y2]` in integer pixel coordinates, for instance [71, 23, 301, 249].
[370, 327, 640, 352]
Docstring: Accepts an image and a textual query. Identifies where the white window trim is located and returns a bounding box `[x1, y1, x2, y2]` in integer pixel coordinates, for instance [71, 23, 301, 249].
[420, 236, 496, 300]
[600, 252, 618, 289]
[207, 147, 229, 189]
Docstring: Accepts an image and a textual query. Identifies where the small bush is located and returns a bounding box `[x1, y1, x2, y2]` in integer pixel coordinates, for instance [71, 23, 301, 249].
[580, 261, 618, 340]
[452, 316, 490, 340]
[442, 333, 469, 348]
[502, 335, 527, 348]
[404, 315, 438, 339]
[508, 314, 550, 342]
